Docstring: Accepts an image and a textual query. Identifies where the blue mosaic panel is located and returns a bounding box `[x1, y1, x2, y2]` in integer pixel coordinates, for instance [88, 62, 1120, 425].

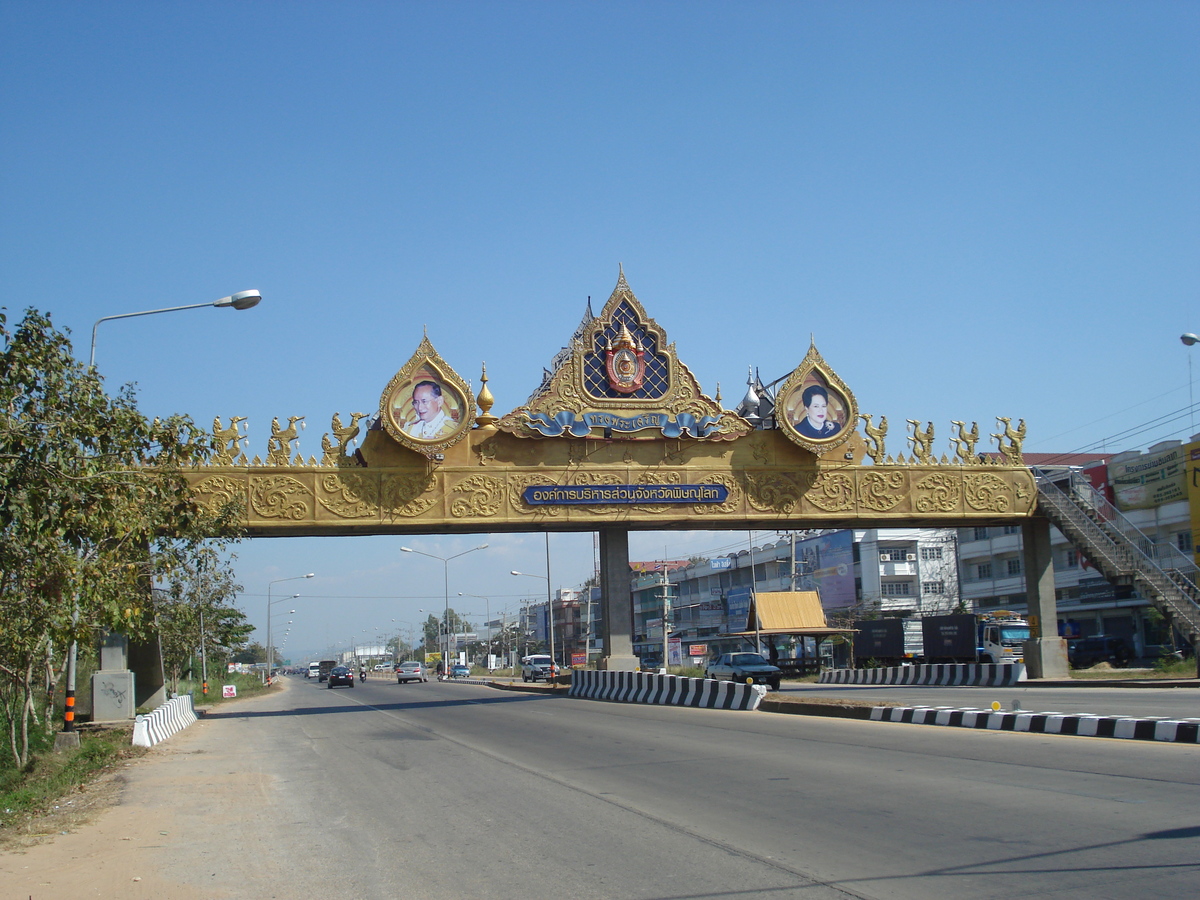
[582, 301, 670, 400]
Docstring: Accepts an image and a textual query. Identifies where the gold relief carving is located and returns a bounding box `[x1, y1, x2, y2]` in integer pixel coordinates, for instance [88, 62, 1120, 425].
[743, 472, 812, 514]
[509, 473, 563, 516]
[211, 417, 247, 466]
[474, 434, 500, 465]
[750, 437, 771, 466]
[950, 421, 981, 464]
[964, 472, 1013, 513]
[906, 420, 936, 465]
[860, 415, 887, 466]
[322, 412, 368, 467]
[692, 473, 741, 515]
[993, 417, 1026, 466]
[914, 471, 962, 513]
[266, 417, 305, 467]
[380, 473, 438, 520]
[193, 475, 247, 513]
[249, 474, 313, 520]
[450, 474, 504, 518]
[317, 471, 379, 519]
[859, 470, 907, 512]
[805, 471, 855, 512]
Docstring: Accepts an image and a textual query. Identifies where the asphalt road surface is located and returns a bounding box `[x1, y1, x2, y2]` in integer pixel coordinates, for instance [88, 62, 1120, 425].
[83, 676, 1200, 899]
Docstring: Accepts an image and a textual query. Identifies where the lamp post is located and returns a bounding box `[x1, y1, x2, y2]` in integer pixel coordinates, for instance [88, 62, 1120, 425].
[458, 592, 492, 661]
[512, 537, 556, 672]
[1182, 334, 1198, 436]
[59, 289, 264, 738]
[89, 290, 262, 368]
[267, 573, 314, 682]
[401, 544, 489, 676]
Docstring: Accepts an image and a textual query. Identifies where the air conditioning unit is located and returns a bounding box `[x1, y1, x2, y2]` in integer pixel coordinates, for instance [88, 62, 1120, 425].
[880, 553, 889, 562]
[906, 553, 917, 561]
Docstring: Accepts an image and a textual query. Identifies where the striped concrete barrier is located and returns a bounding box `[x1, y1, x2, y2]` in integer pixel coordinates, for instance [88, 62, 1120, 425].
[869, 704, 1200, 744]
[569, 670, 766, 711]
[131, 694, 199, 748]
[819, 663, 1026, 687]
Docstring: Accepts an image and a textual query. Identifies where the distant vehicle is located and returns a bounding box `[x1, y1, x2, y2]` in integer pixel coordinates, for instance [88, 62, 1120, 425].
[373, 663, 389, 671]
[522, 655, 559, 683]
[450, 664, 471, 678]
[317, 659, 337, 683]
[327, 665, 355, 688]
[705, 653, 782, 690]
[306, 662, 320, 679]
[1068, 635, 1131, 669]
[396, 661, 427, 684]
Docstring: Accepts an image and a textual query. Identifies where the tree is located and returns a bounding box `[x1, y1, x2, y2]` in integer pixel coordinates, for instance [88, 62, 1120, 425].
[0, 308, 240, 767]
[155, 548, 249, 694]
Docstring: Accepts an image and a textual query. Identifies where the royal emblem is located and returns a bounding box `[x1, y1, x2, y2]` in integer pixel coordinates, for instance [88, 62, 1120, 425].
[604, 323, 646, 394]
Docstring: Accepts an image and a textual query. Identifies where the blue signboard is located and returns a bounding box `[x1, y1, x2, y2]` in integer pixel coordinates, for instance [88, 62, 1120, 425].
[524, 484, 728, 505]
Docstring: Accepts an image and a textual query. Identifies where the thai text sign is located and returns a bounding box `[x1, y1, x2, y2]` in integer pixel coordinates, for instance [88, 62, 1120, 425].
[526, 410, 722, 438]
[1113, 447, 1187, 511]
[524, 484, 728, 505]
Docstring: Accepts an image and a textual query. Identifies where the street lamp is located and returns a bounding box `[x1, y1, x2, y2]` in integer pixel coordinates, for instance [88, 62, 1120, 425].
[267, 573, 314, 682]
[1183, 335, 1199, 436]
[400, 544, 489, 676]
[458, 592, 492, 661]
[59, 289, 264, 738]
[512, 553, 556, 672]
[89, 289, 262, 368]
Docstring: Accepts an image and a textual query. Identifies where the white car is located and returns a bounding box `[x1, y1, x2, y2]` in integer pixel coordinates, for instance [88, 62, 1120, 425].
[373, 663, 389, 671]
[521, 655, 560, 683]
[396, 661, 427, 683]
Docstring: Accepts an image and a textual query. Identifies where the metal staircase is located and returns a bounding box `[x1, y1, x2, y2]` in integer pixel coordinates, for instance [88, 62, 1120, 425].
[1035, 469, 1200, 654]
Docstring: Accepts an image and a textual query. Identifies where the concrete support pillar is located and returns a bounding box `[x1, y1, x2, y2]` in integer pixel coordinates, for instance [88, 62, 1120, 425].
[597, 527, 639, 671]
[1022, 517, 1069, 678]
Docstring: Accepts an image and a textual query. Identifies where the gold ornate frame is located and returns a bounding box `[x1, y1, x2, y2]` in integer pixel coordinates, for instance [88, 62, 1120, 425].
[379, 335, 475, 457]
[776, 342, 859, 456]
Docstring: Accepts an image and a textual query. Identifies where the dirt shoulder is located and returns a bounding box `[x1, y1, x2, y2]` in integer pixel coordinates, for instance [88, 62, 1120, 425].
[1, 680, 287, 900]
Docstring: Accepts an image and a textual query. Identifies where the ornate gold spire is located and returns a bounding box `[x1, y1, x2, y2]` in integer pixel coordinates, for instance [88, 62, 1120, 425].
[475, 362, 499, 427]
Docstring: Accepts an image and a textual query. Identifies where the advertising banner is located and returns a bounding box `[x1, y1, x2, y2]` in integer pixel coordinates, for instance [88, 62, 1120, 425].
[1112, 446, 1187, 511]
[794, 531, 856, 608]
[668, 638, 682, 666]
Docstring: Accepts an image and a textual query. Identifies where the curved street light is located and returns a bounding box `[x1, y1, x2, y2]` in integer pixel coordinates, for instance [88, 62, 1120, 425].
[401, 544, 489, 674]
[89, 289, 262, 368]
[267, 573, 314, 681]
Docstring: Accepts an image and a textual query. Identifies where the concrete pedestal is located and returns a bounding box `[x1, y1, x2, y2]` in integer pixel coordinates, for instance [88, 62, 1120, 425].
[92, 670, 136, 721]
[1023, 637, 1070, 679]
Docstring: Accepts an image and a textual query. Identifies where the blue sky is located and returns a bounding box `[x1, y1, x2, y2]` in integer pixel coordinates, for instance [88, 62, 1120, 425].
[2, 2, 1196, 660]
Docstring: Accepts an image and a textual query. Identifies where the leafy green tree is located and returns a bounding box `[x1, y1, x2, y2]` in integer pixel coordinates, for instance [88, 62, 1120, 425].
[155, 548, 249, 694]
[0, 308, 240, 768]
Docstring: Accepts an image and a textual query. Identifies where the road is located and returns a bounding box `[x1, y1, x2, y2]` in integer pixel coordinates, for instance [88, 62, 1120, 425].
[13, 675, 1199, 899]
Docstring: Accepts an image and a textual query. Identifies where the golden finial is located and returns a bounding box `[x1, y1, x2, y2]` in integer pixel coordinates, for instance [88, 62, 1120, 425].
[475, 362, 499, 427]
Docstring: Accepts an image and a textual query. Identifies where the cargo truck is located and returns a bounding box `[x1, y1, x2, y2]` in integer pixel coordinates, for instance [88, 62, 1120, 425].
[854, 612, 1031, 665]
[317, 659, 337, 682]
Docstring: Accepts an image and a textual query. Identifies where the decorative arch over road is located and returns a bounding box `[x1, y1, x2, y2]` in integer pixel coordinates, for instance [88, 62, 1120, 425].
[186, 270, 1051, 672]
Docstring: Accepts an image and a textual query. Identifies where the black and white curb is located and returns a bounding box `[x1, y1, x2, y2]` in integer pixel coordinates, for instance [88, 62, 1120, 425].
[132, 694, 198, 748]
[569, 670, 766, 711]
[870, 705, 1200, 744]
[820, 663, 1025, 687]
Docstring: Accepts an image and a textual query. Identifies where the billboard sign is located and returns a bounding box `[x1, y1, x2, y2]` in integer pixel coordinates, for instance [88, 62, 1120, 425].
[1112, 446, 1187, 511]
[794, 531, 856, 608]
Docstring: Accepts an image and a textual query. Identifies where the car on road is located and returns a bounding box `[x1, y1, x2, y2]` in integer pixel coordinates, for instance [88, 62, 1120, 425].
[450, 663, 471, 678]
[396, 661, 427, 683]
[327, 665, 355, 688]
[373, 663, 389, 671]
[522, 655, 560, 682]
[306, 662, 320, 679]
[705, 653, 782, 690]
